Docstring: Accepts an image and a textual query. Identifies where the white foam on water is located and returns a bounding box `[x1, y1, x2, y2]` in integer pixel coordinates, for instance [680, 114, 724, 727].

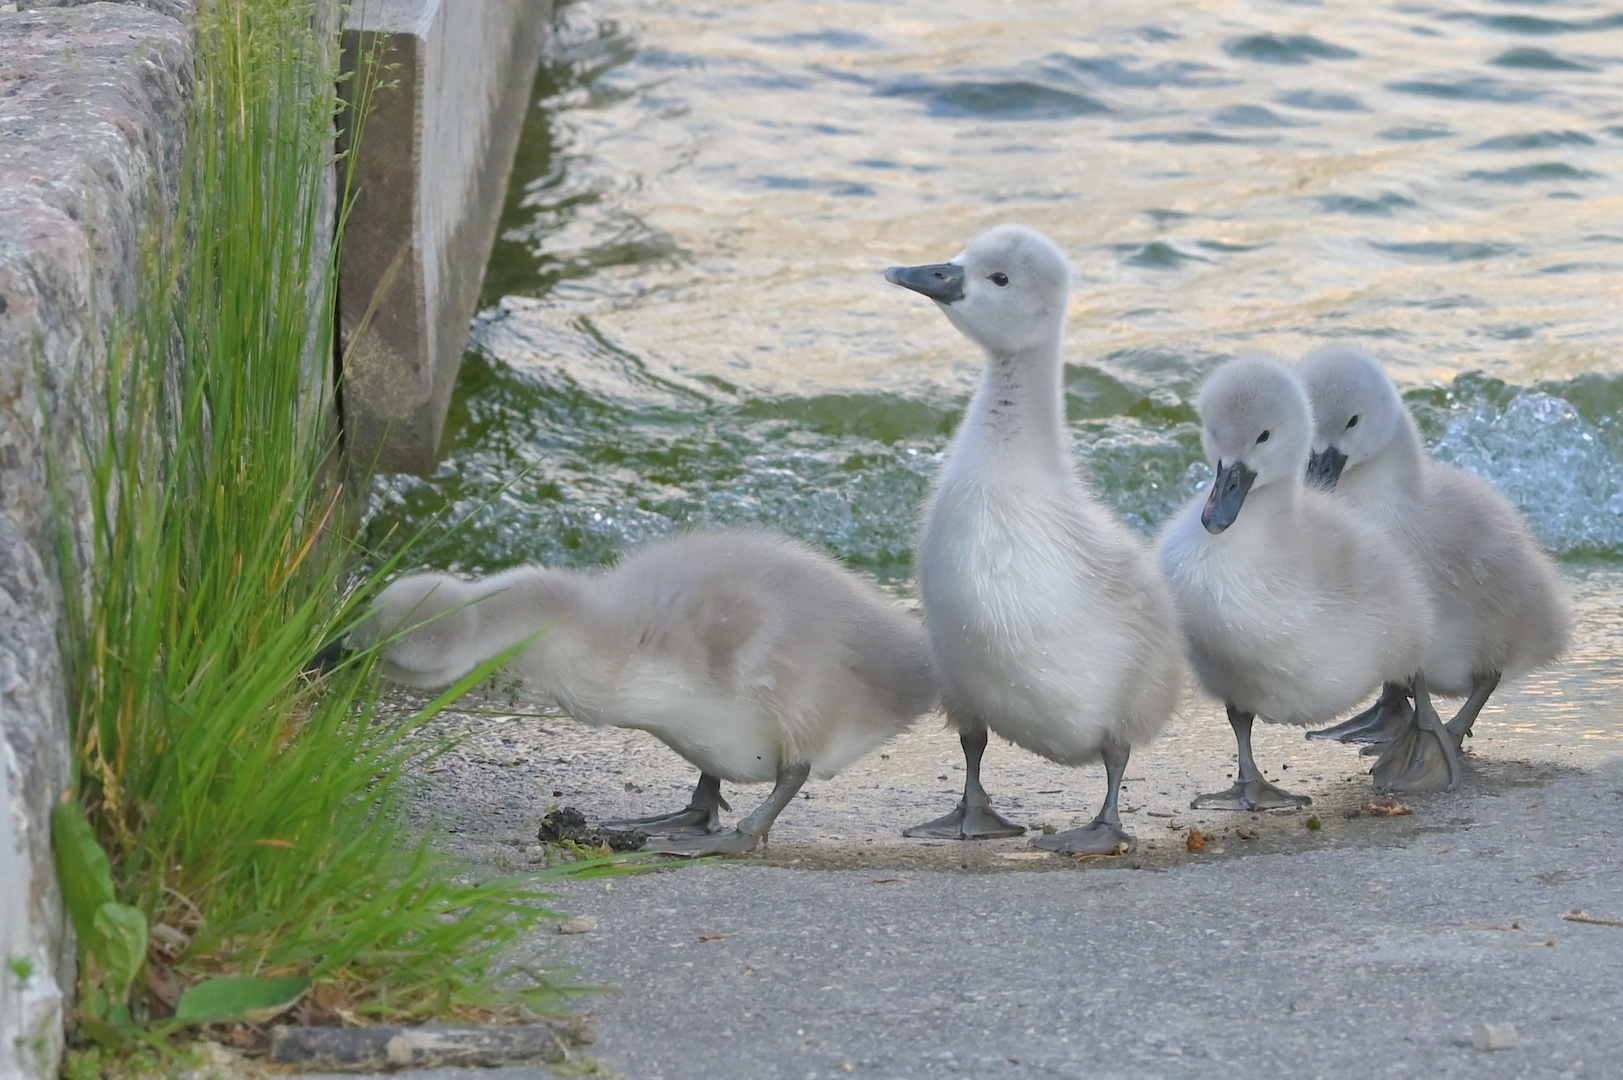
[1430, 391, 1623, 556]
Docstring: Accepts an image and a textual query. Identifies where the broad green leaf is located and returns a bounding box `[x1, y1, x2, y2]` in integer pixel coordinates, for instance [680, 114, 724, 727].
[90, 902, 147, 999]
[173, 975, 309, 1024]
[50, 801, 116, 943]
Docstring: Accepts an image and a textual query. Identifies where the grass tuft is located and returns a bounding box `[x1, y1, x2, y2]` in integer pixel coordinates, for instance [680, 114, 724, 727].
[53, 0, 589, 1036]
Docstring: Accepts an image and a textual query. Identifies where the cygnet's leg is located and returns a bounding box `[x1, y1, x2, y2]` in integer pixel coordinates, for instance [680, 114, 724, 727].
[1031, 736, 1136, 855]
[603, 773, 730, 835]
[1371, 673, 1461, 793]
[1192, 706, 1313, 811]
[902, 725, 1027, 840]
[1305, 683, 1413, 745]
[643, 762, 811, 856]
[1443, 671, 1500, 743]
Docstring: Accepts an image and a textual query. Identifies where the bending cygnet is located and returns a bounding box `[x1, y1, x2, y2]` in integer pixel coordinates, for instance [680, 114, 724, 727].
[885, 224, 1182, 855]
[1158, 356, 1439, 810]
[354, 531, 937, 856]
[1298, 344, 1572, 791]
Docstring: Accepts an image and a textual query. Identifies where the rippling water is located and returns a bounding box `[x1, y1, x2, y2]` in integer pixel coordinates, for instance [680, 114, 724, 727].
[367, 0, 1623, 583]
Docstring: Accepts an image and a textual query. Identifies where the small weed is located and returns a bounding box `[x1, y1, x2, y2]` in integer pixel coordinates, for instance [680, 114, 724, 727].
[61, 1045, 187, 1080]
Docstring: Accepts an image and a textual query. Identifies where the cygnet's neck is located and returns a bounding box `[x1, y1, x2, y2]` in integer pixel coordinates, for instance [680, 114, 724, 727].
[1340, 414, 1427, 506]
[1228, 472, 1303, 534]
[950, 340, 1069, 480]
[470, 568, 593, 687]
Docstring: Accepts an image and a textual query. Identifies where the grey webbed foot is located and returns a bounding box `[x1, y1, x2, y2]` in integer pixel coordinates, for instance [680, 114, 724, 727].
[1191, 777, 1312, 811]
[1306, 683, 1413, 745]
[1371, 675, 1460, 793]
[641, 762, 808, 857]
[1032, 736, 1137, 853]
[904, 723, 1026, 840]
[602, 807, 718, 836]
[642, 828, 760, 856]
[904, 802, 1027, 840]
[1032, 820, 1134, 855]
[605, 774, 728, 835]
[1200, 707, 1312, 810]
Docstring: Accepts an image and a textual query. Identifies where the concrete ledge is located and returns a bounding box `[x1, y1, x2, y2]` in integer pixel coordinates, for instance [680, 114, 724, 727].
[0, 6, 192, 1075]
[338, 0, 549, 475]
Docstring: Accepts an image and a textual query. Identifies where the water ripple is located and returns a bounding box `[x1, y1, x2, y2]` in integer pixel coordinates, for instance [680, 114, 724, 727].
[878, 76, 1110, 120]
[1223, 33, 1358, 64]
[1388, 75, 1544, 103]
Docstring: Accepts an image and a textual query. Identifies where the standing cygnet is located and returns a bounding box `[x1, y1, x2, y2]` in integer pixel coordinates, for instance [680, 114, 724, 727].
[1158, 356, 1440, 810]
[353, 531, 937, 856]
[1298, 344, 1572, 791]
[885, 225, 1182, 855]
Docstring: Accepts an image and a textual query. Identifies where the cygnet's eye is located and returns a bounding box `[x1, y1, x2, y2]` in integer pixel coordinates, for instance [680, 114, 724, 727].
[1256, 430, 1271, 444]
[1346, 415, 1360, 429]
[988, 272, 1009, 287]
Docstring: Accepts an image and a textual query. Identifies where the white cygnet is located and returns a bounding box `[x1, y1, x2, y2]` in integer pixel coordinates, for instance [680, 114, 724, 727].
[1298, 343, 1572, 791]
[353, 530, 937, 855]
[1158, 355, 1439, 810]
[885, 224, 1182, 855]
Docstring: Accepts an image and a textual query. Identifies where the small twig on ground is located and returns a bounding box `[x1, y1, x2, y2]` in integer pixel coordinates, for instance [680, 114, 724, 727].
[1563, 909, 1623, 927]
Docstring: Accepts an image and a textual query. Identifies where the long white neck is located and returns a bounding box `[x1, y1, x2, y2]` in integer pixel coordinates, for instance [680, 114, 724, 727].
[1340, 413, 1427, 508]
[946, 340, 1070, 484]
[462, 568, 591, 689]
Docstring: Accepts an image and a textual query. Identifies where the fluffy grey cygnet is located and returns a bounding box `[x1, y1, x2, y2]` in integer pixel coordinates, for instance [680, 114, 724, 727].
[1298, 344, 1572, 791]
[1158, 356, 1440, 810]
[355, 531, 937, 856]
[885, 224, 1183, 856]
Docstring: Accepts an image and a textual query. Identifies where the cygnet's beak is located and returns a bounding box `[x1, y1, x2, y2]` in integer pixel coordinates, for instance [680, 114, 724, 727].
[1306, 445, 1347, 491]
[1201, 458, 1257, 535]
[303, 636, 351, 676]
[885, 262, 965, 304]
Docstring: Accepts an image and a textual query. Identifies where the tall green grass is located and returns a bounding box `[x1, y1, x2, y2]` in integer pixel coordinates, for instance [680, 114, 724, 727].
[55, 0, 579, 1027]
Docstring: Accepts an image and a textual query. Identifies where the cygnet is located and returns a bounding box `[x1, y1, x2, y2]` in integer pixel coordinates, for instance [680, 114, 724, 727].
[352, 530, 937, 855]
[1298, 344, 1571, 791]
[1158, 356, 1439, 809]
[885, 224, 1182, 855]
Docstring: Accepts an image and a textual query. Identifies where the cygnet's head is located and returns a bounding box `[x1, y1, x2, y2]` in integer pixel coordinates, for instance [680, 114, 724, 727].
[350, 573, 488, 688]
[885, 224, 1071, 355]
[1195, 356, 1313, 534]
[1296, 344, 1407, 490]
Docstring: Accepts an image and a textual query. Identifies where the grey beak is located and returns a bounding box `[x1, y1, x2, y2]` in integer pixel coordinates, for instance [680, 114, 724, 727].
[885, 262, 966, 304]
[1306, 445, 1347, 491]
[1201, 458, 1257, 534]
[304, 636, 351, 676]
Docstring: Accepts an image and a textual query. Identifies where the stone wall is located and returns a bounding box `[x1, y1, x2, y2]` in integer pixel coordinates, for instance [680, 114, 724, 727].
[0, 5, 193, 1075]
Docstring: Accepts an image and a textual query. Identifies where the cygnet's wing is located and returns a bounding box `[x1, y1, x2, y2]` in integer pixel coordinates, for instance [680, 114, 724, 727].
[605, 536, 779, 690]
[1420, 463, 1572, 679]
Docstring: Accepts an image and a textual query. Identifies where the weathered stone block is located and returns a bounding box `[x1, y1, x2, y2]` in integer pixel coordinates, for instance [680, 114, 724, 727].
[0, 6, 192, 1075]
[338, 0, 549, 475]
[18, 1, 196, 22]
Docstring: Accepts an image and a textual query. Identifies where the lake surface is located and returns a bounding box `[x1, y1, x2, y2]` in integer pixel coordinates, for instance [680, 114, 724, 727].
[364, 0, 1623, 755]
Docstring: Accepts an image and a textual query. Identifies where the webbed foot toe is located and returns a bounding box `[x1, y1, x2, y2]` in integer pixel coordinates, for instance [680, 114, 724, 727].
[1191, 778, 1311, 812]
[603, 807, 719, 836]
[1032, 821, 1135, 855]
[903, 802, 1027, 840]
[1371, 723, 1460, 793]
[641, 828, 761, 856]
[1307, 685, 1413, 745]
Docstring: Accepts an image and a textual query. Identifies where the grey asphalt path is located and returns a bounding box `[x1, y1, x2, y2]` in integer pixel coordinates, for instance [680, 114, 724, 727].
[319, 755, 1623, 1080]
